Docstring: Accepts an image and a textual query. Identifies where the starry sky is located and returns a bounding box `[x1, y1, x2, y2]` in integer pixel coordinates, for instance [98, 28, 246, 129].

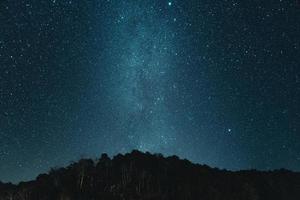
[1, 0, 300, 183]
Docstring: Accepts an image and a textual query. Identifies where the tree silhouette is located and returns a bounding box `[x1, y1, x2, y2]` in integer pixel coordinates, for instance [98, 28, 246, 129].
[0, 150, 300, 200]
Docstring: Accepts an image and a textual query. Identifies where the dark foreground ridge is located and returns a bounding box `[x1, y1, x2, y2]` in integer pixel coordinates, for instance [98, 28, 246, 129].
[1, 150, 300, 200]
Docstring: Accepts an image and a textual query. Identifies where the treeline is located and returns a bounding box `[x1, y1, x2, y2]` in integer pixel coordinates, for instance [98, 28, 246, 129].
[1, 150, 300, 200]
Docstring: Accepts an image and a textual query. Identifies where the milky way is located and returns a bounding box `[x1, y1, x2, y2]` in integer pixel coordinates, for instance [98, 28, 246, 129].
[106, 1, 179, 153]
[1, 0, 300, 183]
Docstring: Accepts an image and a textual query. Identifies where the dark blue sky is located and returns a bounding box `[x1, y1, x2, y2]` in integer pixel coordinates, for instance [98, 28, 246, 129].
[1, 0, 300, 183]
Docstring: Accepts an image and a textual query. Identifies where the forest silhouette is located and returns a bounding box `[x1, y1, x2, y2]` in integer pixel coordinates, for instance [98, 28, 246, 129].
[1, 150, 300, 200]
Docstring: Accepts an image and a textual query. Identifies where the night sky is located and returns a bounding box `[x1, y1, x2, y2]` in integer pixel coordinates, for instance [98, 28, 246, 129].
[1, 0, 300, 183]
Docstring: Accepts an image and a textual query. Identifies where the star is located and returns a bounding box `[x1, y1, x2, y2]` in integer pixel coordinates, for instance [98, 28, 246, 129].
[1, 0, 300, 184]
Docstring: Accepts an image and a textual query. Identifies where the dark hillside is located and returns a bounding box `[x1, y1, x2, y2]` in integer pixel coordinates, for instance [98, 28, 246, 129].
[1, 150, 300, 200]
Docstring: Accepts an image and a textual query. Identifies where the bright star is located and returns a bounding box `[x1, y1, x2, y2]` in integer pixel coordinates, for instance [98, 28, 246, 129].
[168, 2, 172, 6]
